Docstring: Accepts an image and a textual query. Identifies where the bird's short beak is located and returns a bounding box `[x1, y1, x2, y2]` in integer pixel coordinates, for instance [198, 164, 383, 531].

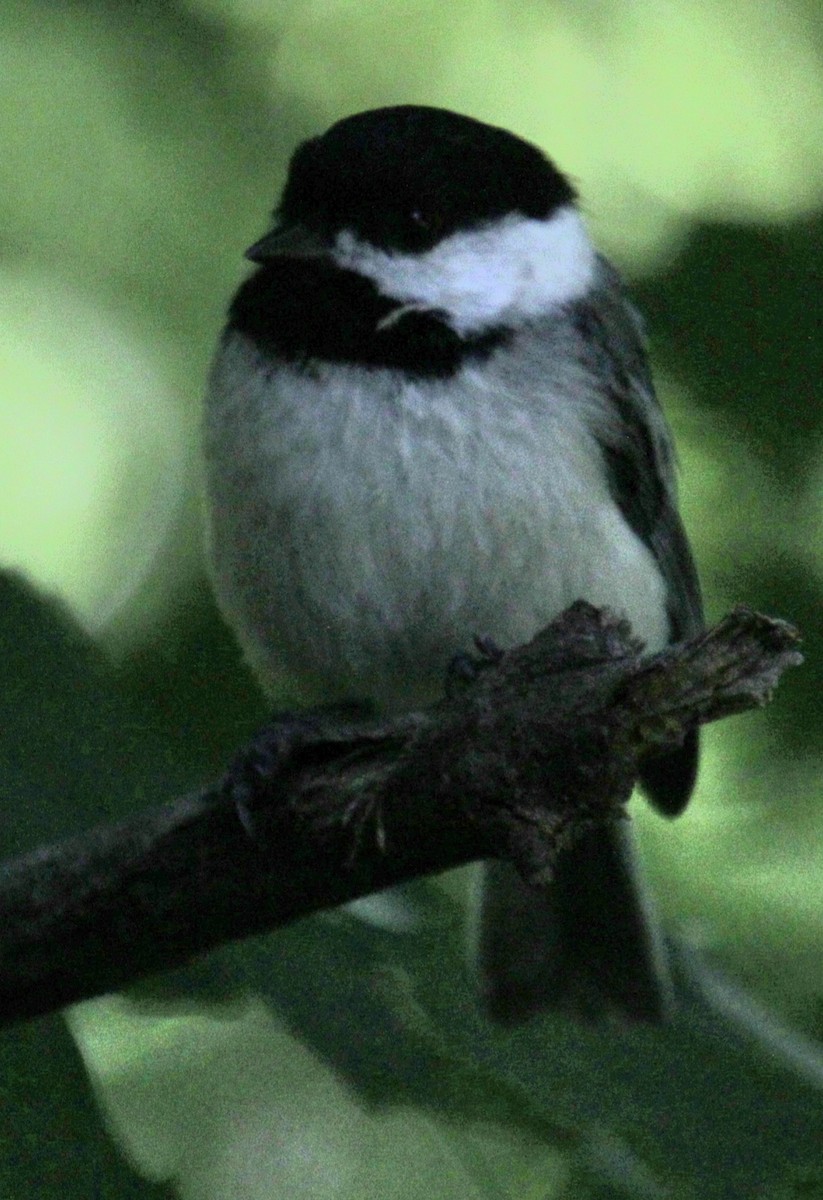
[244, 223, 331, 263]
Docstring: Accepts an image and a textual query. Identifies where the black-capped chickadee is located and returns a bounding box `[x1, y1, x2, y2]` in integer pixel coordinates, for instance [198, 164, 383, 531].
[204, 106, 703, 1023]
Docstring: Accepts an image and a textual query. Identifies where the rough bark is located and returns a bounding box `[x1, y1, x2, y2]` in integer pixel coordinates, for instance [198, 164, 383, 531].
[0, 602, 801, 1028]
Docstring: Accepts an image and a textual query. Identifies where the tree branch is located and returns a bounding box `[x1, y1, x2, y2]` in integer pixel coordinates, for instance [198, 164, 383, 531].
[0, 603, 801, 1028]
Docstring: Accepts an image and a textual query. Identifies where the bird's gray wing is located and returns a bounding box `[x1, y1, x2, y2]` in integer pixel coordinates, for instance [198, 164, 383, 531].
[576, 256, 703, 641]
[572, 257, 703, 813]
[479, 259, 704, 1023]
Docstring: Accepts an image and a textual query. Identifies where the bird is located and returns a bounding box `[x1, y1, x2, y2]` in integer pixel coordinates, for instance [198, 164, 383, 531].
[203, 104, 703, 1023]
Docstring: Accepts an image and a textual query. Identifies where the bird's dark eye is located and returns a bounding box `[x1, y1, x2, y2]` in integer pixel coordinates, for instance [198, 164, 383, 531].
[407, 208, 445, 247]
[374, 207, 447, 251]
[410, 209, 440, 231]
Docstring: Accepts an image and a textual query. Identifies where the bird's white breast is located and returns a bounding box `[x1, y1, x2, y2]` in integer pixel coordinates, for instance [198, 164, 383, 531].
[204, 332, 669, 711]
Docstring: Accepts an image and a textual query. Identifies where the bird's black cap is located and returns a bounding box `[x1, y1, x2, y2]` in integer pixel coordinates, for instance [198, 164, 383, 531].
[230, 107, 570, 374]
[275, 105, 576, 253]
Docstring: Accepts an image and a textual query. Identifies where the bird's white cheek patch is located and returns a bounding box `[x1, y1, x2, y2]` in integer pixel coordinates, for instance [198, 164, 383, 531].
[333, 206, 597, 336]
